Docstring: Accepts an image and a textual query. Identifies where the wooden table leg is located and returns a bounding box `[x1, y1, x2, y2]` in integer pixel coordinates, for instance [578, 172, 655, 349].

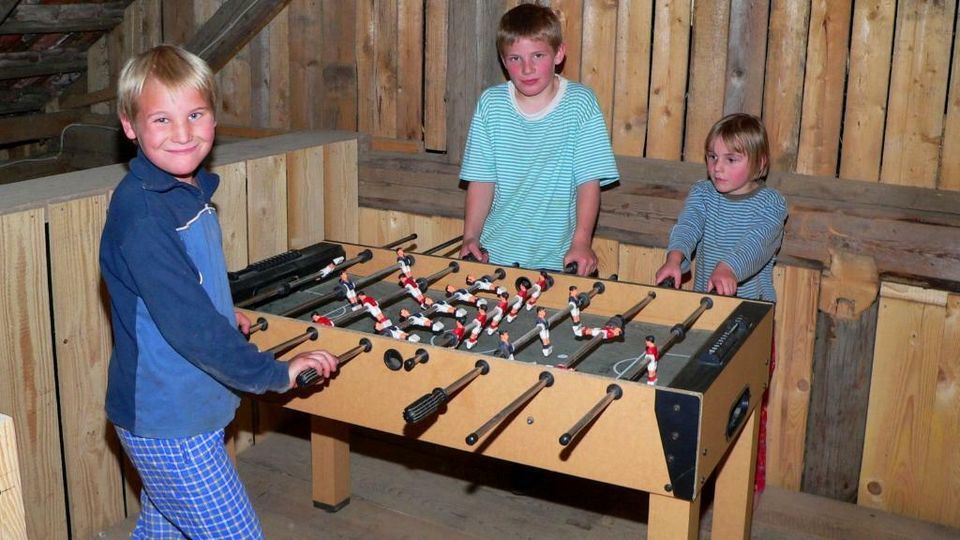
[310, 416, 351, 512]
[648, 492, 700, 540]
[711, 408, 760, 540]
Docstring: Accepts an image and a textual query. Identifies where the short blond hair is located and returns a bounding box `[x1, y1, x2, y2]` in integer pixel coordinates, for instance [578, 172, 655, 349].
[497, 3, 563, 55]
[117, 44, 217, 121]
[705, 113, 770, 180]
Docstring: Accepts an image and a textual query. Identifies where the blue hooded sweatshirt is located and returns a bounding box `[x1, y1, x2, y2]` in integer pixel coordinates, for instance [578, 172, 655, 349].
[100, 151, 290, 438]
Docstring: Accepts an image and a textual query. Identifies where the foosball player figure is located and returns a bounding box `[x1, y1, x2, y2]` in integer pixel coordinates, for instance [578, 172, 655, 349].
[317, 255, 346, 280]
[496, 329, 515, 360]
[466, 274, 507, 296]
[486, 291, 511, 335]
[396, 248, 413, 277]
[524, 271, 553, 310]
[568, 286, 582, 335]
[445, 284, 487, 308]
[376, 318, 420, 342]
[575, 316, 623, 340]
[422, 297, 468, 319]
[448, 318, 468, 347]
[310, 313, 335, 327]
[399, 307, 443, 333]
[534, 306, 553, 356]
[506, 278, 532, 323]
[399, 274, 428, 307]
[465, 303, 488, 350]
[643, 335, 660, 385]
[357, 292, 387, 323]
[339, 271, 360, 310]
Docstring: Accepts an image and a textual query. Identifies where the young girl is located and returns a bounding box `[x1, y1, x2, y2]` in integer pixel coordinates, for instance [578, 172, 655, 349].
[654, 113, 787, 495]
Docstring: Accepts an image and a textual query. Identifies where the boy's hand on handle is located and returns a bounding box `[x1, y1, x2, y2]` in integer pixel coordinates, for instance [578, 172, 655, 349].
[235, 311, 252, 334]
[564, 242, 597, 276]
[460, 238, 489, 263]
[288, 350, 339, 389]
[707, 262, 738, 296]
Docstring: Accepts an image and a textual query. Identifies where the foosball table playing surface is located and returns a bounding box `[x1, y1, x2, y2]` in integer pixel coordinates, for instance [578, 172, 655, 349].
[237, 240, 774, 540]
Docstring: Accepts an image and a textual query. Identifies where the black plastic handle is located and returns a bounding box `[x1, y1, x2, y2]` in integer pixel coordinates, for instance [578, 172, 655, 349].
[403, 388, 447, 424]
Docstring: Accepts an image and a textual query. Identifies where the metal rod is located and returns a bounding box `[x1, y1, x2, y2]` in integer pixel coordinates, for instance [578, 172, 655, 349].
[402, 360, 490, 424]
[332, 261, 458, 327]
[466, 371, 554, 446]
[296, 338, 373, 387]
[423, 235, 464, 255]
[562, 291, 656, 371]
[508, 281, 605, 354]
[626, 296, 713, 382]
[236, 250, 373, 308]
[281, 256, 416, 318]
[265, 326, 318, 356]
[246, 317, 268, 335]
[381, 233, 418, 250]
[559, 384, 623, 446]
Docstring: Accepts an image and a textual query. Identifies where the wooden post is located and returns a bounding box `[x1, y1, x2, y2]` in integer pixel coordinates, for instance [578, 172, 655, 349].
[0, 414, 28, 540]
[711, 409, 760, 540]
[648, 493, 700, 540]
[310, 416, 351, 512]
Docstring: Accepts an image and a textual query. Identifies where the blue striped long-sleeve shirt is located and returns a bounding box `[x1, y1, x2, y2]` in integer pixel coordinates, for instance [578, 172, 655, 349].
[667, 180, 787, 301]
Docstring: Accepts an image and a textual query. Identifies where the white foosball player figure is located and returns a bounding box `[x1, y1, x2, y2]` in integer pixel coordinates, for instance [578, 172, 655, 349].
[568, 286, 582, 335]
[466, 274, 506, 296]
[445, 284, 487, 308]
[396, 248, 413, 277]
[496, 329, 515, 360]
[422, 297, 468, 319]
[399, 307, 443, 333]
[376, 319, 420, 342]
[318, 256, 346, 279]
[535, 307, 552, 356]
[339, 271, 360, 310]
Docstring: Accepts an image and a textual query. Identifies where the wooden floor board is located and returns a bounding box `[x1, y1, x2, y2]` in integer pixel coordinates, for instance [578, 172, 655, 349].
[99, 417, 960, 539]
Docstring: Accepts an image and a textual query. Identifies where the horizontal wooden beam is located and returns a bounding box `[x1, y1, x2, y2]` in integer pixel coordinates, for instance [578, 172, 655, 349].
[0, 2, 128, 34]
[0, 112, 116, 146]
[358, 152, 960, 289]
[0, 50, 87, 80]
[0, 0, 19, 26]
[57, 87, 116, 110]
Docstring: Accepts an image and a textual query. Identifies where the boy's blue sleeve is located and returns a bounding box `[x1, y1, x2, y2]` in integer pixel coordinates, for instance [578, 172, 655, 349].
[723, 191, 788, 280]
[119, 215, 290, 394]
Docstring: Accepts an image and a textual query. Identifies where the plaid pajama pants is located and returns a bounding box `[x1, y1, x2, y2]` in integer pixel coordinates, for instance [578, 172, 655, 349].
[116, 426, 264, 539]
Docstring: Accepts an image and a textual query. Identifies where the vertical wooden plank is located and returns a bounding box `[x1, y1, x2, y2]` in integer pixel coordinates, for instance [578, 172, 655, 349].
[591, 236, 618, 280]
[375, 0, 399, 138]
[610, 0, 652, 157]
[287, 146, 326, 249]
[938, 20, 960, 191]
[288, 0, 322, 130]
[682, 0, 729, 163]
[802, 300, 878, 501]
[246, 155, 288, 261]
[162, 0, 196, 43]
[250, 28, 271, 128]
[647, 494, 699, 540]
[646, 0, 691, 160]
[358, 208, 414, 247]
[220, 42, 253, 127]
[768, 265, 819, 490]
[0, 415, 27, 540]
[580, 0, 617, 130]
[711, 409, 759, 540]
[551, 0, 583, 81]
[860, 286, 960, 528]
[88, 36, 111, 115]
[48, 196, 124, 539]
[397, 0, 424, 142]
[210, 161, 250, 272]
[0, 209, 67, 540]
[356, 0, 377, 135]
[324, 140, 359, 243]
[880, 0, 956, 187]
[424, 0, 448, 151]
[616, 244, 665, 285]
[269, 9, 290, 129]
[795, 1, 852, 177]
[838, 1, 895, 183]
[724, 0, 769, 117]
[321, 0, 359, 131]
[761, 1, 809, 173]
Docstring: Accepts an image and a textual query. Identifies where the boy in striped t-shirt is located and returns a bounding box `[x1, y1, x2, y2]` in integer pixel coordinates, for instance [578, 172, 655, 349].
[655, 112, 787, 497]
[459, 3, 619, 275]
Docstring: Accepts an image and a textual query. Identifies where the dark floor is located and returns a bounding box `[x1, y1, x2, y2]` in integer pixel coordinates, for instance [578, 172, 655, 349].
[99, 418, 960, 540]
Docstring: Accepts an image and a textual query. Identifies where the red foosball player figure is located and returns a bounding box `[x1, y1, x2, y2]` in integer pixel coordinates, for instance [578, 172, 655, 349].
[421, 297, 468, 319]
[506, 279, 531, 323]
[396, 248, 413, 277]
[399, 275, 427, 307]
[535, 306, 552, 356]
[575, 317, 623, 340]
[317, 256, 345, 280]
[310, 313, 335, 327]
[339, 271, 360, 310]
[445, 318, 467, 348]
[568, 286, 582, 335]
[465, 304, 488, 350]
[399, 307, 443, 333]
[466, 274, 507, 296]
[375, 319, 420, 342]
[643, 335, 659, 386]
[496, 330, 515, 360]
[486, 291, 511, 335]
[445, 284, 487, 308]
[524, 271, 553, 310]
[356, 292, 387, 323]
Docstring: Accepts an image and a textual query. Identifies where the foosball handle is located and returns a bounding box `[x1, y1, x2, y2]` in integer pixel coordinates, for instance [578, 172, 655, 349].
[564, 261, 578, 274]
[658, 277, 676, 288]
[402, 388, 448, 424]
[462, 247, 488, 263]
[296, 368, 320, 388]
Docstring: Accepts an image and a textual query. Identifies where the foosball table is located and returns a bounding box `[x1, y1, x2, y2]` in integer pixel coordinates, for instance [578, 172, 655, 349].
[236, 238, 774, 540]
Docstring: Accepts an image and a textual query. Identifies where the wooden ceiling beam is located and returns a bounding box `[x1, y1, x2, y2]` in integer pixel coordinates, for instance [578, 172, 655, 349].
[0, 50, 87, 80]
[0, 0, 19, 26]
[185, 0, 291, 72]
[0, 111, 115, 146]
[0, 2, 129, 34]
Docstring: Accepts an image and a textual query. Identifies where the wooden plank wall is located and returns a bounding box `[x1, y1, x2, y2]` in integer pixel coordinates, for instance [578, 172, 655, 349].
[0, 415, 28, 540]
[88, 0, 955, 190]
[0, 137, 357, 539]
